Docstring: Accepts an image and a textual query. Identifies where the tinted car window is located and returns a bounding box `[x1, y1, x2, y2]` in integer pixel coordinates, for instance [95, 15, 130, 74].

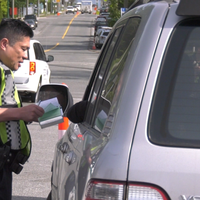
[85, 28, 122, 125]
[96, 21, 107, 26]
[92, 17, 141, 131]
[33, 43, 46, 61]
[149, 19, 200, 148]
[103, 32, 109, 36]
[24, 14, 37, 21]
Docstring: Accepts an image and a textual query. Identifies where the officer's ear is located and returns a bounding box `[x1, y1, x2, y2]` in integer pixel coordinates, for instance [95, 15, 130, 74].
[0, 38, 9, 51]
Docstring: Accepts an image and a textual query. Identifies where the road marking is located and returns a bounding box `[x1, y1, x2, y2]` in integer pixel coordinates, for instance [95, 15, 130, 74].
[45, 43, 60, 52]
[44, 12, 81, 53]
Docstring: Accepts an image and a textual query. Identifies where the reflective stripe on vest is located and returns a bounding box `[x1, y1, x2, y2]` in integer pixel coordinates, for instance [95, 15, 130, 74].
[0, 66, 31, 157]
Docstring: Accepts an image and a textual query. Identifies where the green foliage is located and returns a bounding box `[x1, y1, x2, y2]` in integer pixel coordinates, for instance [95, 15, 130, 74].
[0, 0, 8, 18]
[108, 0, 136, 27]
[108, 0, 120, 27]
[15, 0, 26, 7]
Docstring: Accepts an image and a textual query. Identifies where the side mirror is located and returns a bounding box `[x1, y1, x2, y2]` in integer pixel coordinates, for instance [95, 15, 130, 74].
[36, 84, 73, 117]
[67, 96, 111, 124]
[46, 55, 54, 62]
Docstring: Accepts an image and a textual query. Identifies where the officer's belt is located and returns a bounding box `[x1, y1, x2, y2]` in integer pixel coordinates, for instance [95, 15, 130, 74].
[0, 145, 28, 174]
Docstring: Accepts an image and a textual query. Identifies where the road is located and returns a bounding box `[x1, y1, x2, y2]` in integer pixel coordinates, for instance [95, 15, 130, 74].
[12, 12, 99, 200]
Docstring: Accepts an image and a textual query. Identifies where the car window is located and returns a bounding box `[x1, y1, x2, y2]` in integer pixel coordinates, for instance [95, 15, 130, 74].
[33, 43, 46, 61]
[96, 21, 107, 26]
[85, 28, 122, 125]
[103, 32, 109, 36]
[149, 19, 200, 148]
[88, 17, 141, 132]
[25, 15, 36, 20]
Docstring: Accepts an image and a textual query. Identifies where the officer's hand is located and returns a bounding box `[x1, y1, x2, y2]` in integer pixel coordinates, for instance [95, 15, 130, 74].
[21, 104, 44, 122]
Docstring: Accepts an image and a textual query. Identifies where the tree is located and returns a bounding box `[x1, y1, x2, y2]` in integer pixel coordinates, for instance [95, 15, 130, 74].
[108, 0, 136, 27]
[0, 0, 9, 18]
[108, 0, 120, 26]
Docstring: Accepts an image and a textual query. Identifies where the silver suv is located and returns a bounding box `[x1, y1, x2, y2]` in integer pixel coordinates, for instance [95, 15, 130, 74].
[39, 0, 200, 199]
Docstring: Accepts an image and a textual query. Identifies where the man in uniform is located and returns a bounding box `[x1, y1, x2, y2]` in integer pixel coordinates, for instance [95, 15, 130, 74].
[0, 18, 44, 200]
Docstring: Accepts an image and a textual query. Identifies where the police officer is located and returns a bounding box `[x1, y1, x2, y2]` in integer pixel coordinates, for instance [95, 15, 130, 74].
[0, 18, 44, 200]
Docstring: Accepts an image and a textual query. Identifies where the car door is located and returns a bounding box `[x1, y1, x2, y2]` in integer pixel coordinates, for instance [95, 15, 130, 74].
[53, 16, 141, 200]
[52, 27, 121, 199]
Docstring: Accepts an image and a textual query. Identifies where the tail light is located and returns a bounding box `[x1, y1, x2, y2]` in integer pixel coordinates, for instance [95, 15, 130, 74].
[128, 184, 169, 200]
[29, 61, 36, 75]
[85, 180, 124, 200]
[85, 180, 169, 200]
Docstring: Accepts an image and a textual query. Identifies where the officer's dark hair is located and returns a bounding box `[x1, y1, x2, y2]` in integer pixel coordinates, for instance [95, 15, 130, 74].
[0, 18, 33, 46]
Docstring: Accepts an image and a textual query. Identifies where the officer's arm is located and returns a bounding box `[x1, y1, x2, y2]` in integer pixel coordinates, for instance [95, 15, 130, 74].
[0, 105, 44, 122]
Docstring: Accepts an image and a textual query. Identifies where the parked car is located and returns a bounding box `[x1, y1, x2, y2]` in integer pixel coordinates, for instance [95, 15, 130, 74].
[95, 27, 112, 49]
[100, 12, 111, 20]
[96, 14, 107, 20]
[42, 0, 200, 199]
[94, 20, 108, 35]
[24, 14, 38, 27]
[24, 19, 37, 30]
[100, 6, 109, 13]
[14, 40, 54, 102]
[66, 6, 75, 14]
[95, 17, 107, 22]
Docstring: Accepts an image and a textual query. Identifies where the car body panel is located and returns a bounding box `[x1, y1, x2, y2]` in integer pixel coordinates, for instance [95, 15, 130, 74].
[66, 6, 75, 14]
[14, 40, 51, 95]
[95, 28, 111, 48]
[129, 3, 200, 199]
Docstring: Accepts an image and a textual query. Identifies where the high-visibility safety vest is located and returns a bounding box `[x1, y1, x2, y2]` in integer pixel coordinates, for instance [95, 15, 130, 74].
[0, 63, 31, 158]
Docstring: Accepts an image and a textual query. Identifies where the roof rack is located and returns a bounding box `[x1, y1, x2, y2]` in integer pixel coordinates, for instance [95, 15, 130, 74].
[127, 0, 174, 11]
[176, 0, 200, 16]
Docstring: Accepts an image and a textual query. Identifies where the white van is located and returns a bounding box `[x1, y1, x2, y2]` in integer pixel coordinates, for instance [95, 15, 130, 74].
[75, 2, 81, 11]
